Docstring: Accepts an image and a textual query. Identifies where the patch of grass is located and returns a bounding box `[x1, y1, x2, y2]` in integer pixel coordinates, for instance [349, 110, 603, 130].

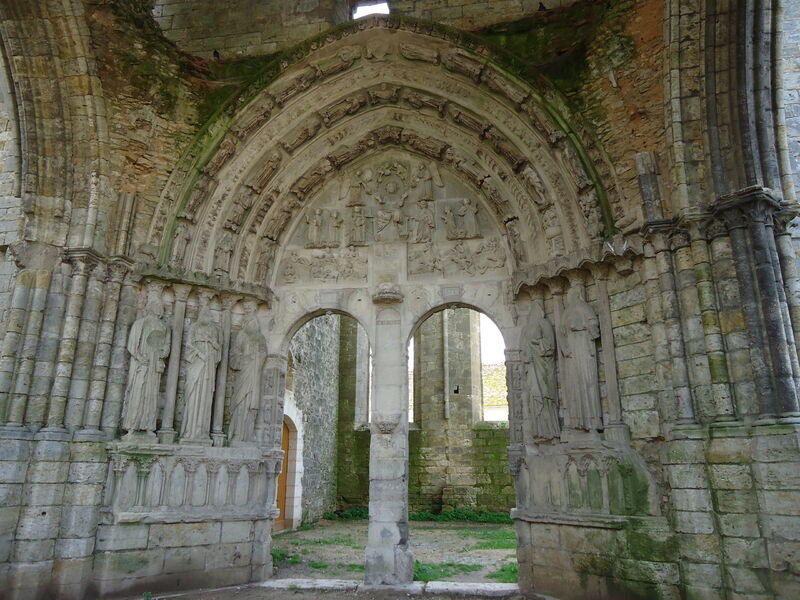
[323, 507, 369, 520]
[486, 562, 518, 583]
[287, 554, 303, 565]
[270, 548, 289, 563]
[413, 561, 482, 582]
[309, 561, 328, 569]
[297, 520, 316, 531]
[300, 548, 311, 555]
[469, 529, 517, 550]
[408, 508, 513, 524]
[345, 563, 365, 572]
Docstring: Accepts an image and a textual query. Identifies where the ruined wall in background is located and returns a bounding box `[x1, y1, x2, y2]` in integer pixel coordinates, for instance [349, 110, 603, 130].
[151, 0, 352, 58]
[289, 314, 341, 522]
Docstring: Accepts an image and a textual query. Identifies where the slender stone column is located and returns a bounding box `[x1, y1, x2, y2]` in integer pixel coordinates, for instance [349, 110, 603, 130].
[504, 347, 525, 446]
[211, 294, 239, 446]
[590, 263, 629, 441]
[65, 263, 107, 429]
[43, 257, 92, 433]
[0, 271, 32, 422]
[101, 271, 137, 437]
[158, 283, 192, 444]
[687, 222, 736, 421]
[7, 270, 51, 425]
[746, 200, 799, 415]
[78, 264, 126, 438]
[365, 306, 413, 585]
[27, 263, 69, 427]
[653, 232, 695, 425]
[774, 213, 800, 379]
[641, 242, 673, 423]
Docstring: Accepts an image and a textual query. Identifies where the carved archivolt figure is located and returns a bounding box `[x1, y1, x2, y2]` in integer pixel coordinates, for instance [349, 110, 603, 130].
[171, 220, 191, 265]
[181, 304, 222, 443]
[559, 285, 602, 431]
[214, 230, 235, 275]
[522, 303, 560, 439]
[229, 302, 268, 444]
[121, 289, 171, 434]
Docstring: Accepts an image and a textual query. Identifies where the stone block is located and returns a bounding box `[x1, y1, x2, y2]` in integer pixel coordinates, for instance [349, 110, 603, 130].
[93, 549, 165, 580]
[674, 511, 716, 535]
[671, 488, 712, 512]
[62, 482, 103, 506]
[31, 441, 70, 462]
[55, 536, 95, 559]
[681, 562, 722, 588]
[707, 437, 753, 463]
[0, 483, 22, 506]
[725, 565, 769, 594]
[163, 545, 206, 573]
[67, 462, 108, 485]
[763, 515, 800, 540]
[51, 556, 93, 587]
[753, 462, 800, 489]
[667, 464, 708, 489]
[27, 461, 69, 483]
[15, 507, 61, 540]
[221, 520, 253, 543]
[714, 490, 758, 513]
[23, 483, 65, 506]
[0, 533, 11, 562]
[618, 558, 681, 585]
[766, 540, 800, 571]
[529, 523, 559, 547]
[752, 431, 800, 463]
[665, 440, 706, 465]
[709, 464, 752, 490]
[95, 524, 150, 551]
[0, 461, 27, 483]
[12, 538, 55, 562]
[59, 505, 100, 538]
[205, 542, 252, 569]
[0, 439, 30, 461]
[722, 536, 768, 568]
[718, 514, 760, 538]
[760, 490, 800, 516]
[149, 521, 221, 547]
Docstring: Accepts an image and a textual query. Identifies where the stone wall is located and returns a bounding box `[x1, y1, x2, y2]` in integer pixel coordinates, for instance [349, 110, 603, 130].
[289, 314, 341, 522]
[387, 0, 573, 30]
[151, 0, 352, 58]
[784, 1, 800, 199]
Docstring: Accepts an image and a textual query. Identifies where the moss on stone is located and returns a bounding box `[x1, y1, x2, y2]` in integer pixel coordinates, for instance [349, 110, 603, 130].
[608, 459, 651, 516]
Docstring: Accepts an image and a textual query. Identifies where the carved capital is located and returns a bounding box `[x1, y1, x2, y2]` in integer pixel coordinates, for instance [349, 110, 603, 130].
[715, 185, 781, 229]
[91, 262, 108, 283]
[173, 283, 193, 303]
[222, 293, 242, 310]
[108, 262, 129, 283]
[668, 228, 691, 251]
[773, 208, 799, 236]
[704, 217, 728, 240]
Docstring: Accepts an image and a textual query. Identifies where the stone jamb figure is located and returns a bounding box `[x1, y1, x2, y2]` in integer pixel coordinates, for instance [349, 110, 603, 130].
[121, 285, 171, 438]
[228, 300, 268, 445]
[522, 300, 560, 440]
[181, 299, 222, 444]
[559, 281, 603, 432]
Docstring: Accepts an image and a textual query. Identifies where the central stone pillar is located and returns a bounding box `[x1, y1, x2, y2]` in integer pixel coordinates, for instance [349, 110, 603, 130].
[365, 304, 413, 585]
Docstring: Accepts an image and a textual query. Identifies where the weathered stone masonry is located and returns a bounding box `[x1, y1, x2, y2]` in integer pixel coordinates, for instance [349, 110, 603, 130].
[0, 1, 798, 599]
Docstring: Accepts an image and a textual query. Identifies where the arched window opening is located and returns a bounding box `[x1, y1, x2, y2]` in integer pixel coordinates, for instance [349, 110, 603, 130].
[353, 2, 390, 19]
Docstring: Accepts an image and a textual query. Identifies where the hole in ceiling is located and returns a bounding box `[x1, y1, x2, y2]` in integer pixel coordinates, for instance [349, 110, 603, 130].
[353, 2, 390, 19]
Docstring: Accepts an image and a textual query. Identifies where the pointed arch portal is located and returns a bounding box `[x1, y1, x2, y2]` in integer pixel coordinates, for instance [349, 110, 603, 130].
[145, 18, 635, 585]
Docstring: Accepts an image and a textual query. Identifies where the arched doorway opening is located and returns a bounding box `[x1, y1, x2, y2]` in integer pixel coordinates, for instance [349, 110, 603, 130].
[276, 397, 304, 532]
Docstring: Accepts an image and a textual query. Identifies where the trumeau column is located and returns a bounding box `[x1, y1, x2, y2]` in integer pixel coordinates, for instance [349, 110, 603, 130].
[78, 263, 126, 438]
[365, 304, 413, 586]
[41, 256, 92, 437]
[158, 283, 192, 444]
[590, 263, 629, 441]
[212, 293, 239, 447]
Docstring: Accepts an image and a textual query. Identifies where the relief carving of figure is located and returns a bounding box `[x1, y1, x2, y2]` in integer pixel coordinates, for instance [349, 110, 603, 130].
[348, 206, 367, 246]
[448, 241, 475, 275]
[457, 198, 480, 238]
[171, 220, 191, 265]
[181, 303, 222, 443]
[412, 200, 435, 243]
[522, 303, 560, 440]
[214, 230, 235, 276]
[121, 288, 171, 434]
[476, 238, 506, 273]
[374, 208, 400, 242]
[409, 241, 443, 275]
[442, 205, 459, 240]
[559, 284, 602, 431]
[326, 210, 343, 247]
[229, 302, 267, 444]
[254, 240, 275, 283]
[306, 208, 324, 248]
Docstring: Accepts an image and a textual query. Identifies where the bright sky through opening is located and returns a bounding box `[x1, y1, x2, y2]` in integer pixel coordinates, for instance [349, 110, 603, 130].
[480, 313, 505, 364]
[353, 2, 390, 18]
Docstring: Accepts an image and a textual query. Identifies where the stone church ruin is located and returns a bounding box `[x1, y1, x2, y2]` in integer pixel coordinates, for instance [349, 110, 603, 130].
[0, 0, 799, 598]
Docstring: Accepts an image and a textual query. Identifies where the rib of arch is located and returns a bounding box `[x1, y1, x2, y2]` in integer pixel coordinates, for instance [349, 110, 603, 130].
[143, 18, 626, 585]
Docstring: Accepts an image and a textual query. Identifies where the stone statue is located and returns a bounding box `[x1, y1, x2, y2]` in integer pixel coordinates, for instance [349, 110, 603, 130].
[171, 220, 191, 264]
[214, 230, 234, 276]
[327, 210, 343, 247]
[181, 303, 222, 443]
[522, 303, 560, 439]
[229, 302, 267, 444]
[348, 206, 367, 245]
[559, 284, 602, 431]
[457, 197, 480, 238]
[306, 208, 323, 248]
[121, 288, 171, 435]
[442, 205, 459, 239]
[412, 200, 435, 243]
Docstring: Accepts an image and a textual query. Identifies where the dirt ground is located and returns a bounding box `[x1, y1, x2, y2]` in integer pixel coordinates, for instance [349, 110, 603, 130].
[270, 519, 519, 583]
[187, 588, 528, 600]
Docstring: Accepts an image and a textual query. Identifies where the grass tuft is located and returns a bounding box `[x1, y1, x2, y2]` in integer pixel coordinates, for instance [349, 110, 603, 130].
[486, 562, 518, 583]
[413, 561, 482, 582]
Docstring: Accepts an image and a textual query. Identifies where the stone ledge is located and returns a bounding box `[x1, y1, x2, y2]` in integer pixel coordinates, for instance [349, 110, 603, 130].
[105, 509, 273, 525]
[512, 509, 627, 529]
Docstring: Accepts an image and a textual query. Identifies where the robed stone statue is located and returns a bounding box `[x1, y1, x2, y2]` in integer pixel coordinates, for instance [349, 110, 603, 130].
[559, 284, 603, 431]
[122, 289, 171, 435]
[228, 301, 267, 444]
[181, 304, 222, 443]
[522, 303, 560, 439]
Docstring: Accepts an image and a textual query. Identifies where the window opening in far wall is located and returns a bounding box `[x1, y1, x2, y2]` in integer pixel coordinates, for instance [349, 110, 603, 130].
[353, 2, 390, 19]
[480, 313, 508, 422]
